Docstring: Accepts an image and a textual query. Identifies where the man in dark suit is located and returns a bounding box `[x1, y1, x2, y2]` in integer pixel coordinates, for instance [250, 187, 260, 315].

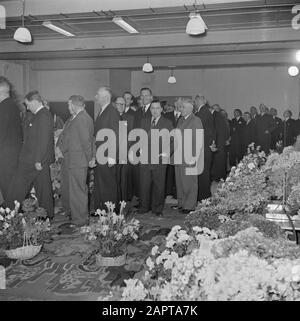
[194, 95, 216, 202]
[270, 107, 282, 150]
[250, 106, 259, 145]
[256, 104, 277, 154]
[295, 112, 300, 137]
[6, 91, 55, 218]
[279, 110, 297, 147]
[138, 100, 173, 216]
[132, 88, 153, 200]
[92, 87, 120, 210]
[164, 97, 182, 198]
[211, 104, 230, 181]
[115, 96, 135, 202]
[242, 112, 256, 154]
[230, 109, 246, 166]
[57, 95, 94, 227]
[0, 77, 23, 202]
[175, 98, 204, 213]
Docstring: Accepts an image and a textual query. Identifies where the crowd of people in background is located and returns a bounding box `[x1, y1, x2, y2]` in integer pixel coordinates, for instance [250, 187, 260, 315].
[1, 74, 300, 229]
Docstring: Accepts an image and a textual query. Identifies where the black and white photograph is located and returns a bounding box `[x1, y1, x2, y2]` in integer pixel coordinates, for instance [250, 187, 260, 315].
[1, 0, 300, 305]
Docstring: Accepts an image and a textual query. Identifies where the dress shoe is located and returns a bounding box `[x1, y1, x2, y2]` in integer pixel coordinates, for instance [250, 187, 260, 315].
[181, 209, 193, 214]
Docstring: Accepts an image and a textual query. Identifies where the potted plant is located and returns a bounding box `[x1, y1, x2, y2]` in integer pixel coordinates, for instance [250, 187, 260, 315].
[0, 197, 51, 260]
[81, 201, 140, 266]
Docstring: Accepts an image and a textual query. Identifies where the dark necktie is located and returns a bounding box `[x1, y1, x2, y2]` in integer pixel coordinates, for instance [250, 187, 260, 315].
[152, 118, 156, 127]
[96, 106, 102, 119]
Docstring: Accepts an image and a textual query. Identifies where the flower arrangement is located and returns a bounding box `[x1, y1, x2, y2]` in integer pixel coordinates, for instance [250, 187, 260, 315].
[217, 213, 285, 240]
[186, 145, 300, 232]
[50, 161, 62, 200]
[81, 201, 140, 257]
[50, 129, 64, 201]
[0, 198, 51, 250]
[104, 226, 300, 301]
[215, 145, 269, 213]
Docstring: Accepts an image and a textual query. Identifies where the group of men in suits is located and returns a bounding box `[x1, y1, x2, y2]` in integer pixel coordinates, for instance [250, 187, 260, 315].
[2, 76, 300, 225]
[88, 88, 207, 216]
[228, 104, 300, 166]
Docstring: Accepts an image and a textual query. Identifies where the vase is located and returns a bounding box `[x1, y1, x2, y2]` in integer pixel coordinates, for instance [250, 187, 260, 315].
[95, 253, 126, 267]
[5, 244, 42, 260]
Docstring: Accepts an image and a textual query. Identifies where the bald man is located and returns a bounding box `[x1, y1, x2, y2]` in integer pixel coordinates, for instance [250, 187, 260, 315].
[93, 87, 121, 210]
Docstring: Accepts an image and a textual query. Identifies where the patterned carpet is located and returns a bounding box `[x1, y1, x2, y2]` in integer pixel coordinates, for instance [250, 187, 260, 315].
[0, 200, 184, 301]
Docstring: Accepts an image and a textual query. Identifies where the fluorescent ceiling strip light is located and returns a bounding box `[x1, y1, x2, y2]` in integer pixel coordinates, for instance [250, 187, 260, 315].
[112, 16, 139, 34]
[42, 21, 75, 37]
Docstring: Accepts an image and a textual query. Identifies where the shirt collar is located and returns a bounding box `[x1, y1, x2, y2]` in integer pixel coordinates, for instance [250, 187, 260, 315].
[100, 103, 110, 114]
[184, 112, 192, 120]
[125, 106, 130, 113]
[34, 106, 44, 115]
[197, 103, 206, 112]
[144, 103, 151, 113]
[72, 108, 83, 120]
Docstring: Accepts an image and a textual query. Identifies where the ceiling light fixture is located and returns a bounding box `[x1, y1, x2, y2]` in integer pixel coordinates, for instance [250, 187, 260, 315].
[42, 21, 75, 37]
[112, 16, 139, 34]
[288, 66, 299, 77]
[186, 12, 207, 35]
[168, 67, 176, 84]
[142, 57, 153, 73]
[13, 0, 32, 43]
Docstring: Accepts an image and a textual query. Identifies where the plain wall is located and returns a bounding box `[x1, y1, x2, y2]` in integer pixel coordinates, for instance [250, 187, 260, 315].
[0, 60, 24, 97]
[131, 67, 300, 118]
[33, 69, 110, 102]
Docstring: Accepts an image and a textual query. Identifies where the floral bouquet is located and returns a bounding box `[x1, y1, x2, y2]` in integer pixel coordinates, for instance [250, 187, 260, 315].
[54, 129, 63, 161]
[105, 226, 300, 301]
[0, 199, 51, 251]
[81, 201, 140, 258]
[214, 144, 269, 214]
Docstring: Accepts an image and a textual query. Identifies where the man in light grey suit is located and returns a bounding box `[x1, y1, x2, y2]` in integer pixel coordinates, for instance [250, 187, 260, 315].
[174, 98, 204, 214]
[57, 95, 94, 227]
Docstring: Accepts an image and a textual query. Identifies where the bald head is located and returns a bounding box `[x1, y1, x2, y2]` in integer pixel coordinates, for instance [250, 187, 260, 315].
[95, 86, 112, 106]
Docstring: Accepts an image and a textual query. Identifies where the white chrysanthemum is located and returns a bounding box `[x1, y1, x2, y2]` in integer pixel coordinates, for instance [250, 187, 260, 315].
[151, 245, 159, 256]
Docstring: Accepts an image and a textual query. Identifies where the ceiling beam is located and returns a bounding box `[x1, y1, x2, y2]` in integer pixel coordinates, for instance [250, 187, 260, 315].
[0, 27, 298, 55]
[28, 51, 296, 70]
[0, 0, 262, 17]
